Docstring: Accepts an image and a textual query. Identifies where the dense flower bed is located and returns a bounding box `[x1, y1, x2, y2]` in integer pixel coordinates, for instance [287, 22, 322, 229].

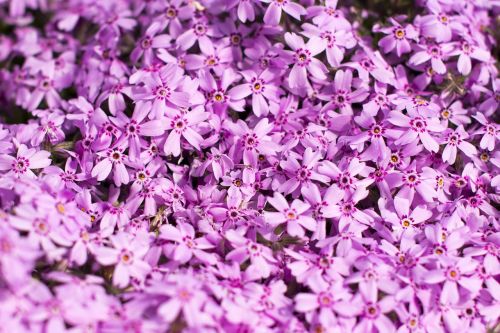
[0, 0, 498, 332]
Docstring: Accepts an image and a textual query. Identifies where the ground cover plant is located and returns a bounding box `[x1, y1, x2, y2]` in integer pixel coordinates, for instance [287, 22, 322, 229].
[0, 0, 499, 332]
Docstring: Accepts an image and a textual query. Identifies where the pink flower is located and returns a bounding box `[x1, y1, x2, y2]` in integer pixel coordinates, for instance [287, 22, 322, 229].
[94, 231, 151, 288]
[295, 275, 354, 329]
[265, 192, 316, 238]
[419, 0, 461, 43]
[225, 230, 277, 278]
[261, 0, 306, 26]
[227, 69, 281, 117]
[0, 144, 51, 178]
[279, 148, 329, 195]
[388, 111, 444, 153]
[450, 41, 490, 76]
[423, 258, 482, 305]
[473, 113, 498, 152]
[132, 63, 191, 119]
[409, 43, 453, 75]
[319, 69, 369, 115]
[283, 32, 327, 90]
[154, 273, 212, 327]
[163, 106, 209, 157]
[386, 166, 438, 204]
[377, 19, 419, 57]
[91, 148, 130, 186]
[441, 126, 477, 164]
[159, 222, 216, 265]
[225, 117, 281, 167]
[110, 101, 166, 162]
[379, 197, 432, 240]
[130, 22, 172, 65]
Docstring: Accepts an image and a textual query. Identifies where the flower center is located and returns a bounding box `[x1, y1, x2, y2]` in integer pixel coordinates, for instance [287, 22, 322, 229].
[178, 289, 192, 301]
[318, 292, 333, 307]
[439, 14, 449, 24]
[56, 203, 65, 214]
[120, 251, 133, 264]
[214, 92, 224, 102]
[141, 38, 152, 49]
[434, 247, 444, 255]
[13, 157, 29, 174]
[230, 34, 241, 45]
[194, 23, 206, 36]
[166, 7, 177, 18]
[286, 210, 297, 220]
[395, 28, 405, 39]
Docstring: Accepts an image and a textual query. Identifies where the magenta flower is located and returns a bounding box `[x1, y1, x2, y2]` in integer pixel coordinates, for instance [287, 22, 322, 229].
[265, 192, 316, 237]
[30, 112, 65, 146]
[0, 225, 39, 286]
[133, 63, 191, 119]
[95, 231, 151, 288]
[199, 69, 244, 113]
[419, 1, 459, 43]
[159, 222, 216, 265]
[295, 276, 354, 329]
[283, 32, 327, 90]
[226, 117, 281, 167]
[379, 197, 432, 239]
[320, 69, 369, 114]
[227, 69, 281, 117]
[110, 102, 166, 161]
[0, 144, 51, 178]
[473, 113, 498, 151]
[302, 23, 356, 67]
[409, 43, 453, 75]
[441, 126, 477, 164]
[154, 273, 211, 327]
[279, 147, 329, 194]
[388, 111, 444, 153]
[261, 0, 306, 26]
[423, 258, 482, 305]
[387, 166, 438, 204]
[163, 106, 209, 157]
[91, 148, 130, 186]
[130, 22, 172, 65]
[450, 41, 490, 76]
[376, 18, 419, 57]
[225, 230, 277, 278]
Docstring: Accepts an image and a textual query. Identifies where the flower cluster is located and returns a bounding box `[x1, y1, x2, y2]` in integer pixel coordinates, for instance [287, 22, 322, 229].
[0, 0, 498, 332]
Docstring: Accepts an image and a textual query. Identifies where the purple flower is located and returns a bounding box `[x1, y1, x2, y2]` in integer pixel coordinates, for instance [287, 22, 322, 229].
[388, 110, 444, 153]
[0, 144, 51, 178]
[163, 106, 209, 157]
[225, 230, 277, 278]
[261, 0, 306, 26]
[283, 32, 327, 90]
[159, 222, 216, 264]
[441, 126, 477, 164]
[319, 69, 369, 115]
[227, 69, 281, 117]
[376, 18, 419, 57]
[95, 231, 151, 288]
[265, 192, 316, 237]
[409, 42, 454, 75]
